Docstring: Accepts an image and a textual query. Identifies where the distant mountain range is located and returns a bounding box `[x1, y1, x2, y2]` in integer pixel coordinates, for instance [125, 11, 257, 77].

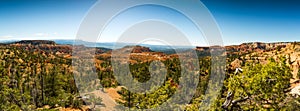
[1, 39, 298, 55]
[0, 39, 195, 54]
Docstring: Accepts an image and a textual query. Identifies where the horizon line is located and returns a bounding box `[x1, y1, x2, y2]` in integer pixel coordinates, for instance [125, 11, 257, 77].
[0, 39, 298, 47]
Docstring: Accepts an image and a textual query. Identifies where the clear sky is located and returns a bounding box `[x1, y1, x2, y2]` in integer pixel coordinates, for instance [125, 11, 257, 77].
[0, 0, 97, 40]
[202, 0, 300, 45]
[0, 0, 299, 46]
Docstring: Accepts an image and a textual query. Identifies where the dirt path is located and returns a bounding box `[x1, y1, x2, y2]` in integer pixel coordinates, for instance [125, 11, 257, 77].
[87, 87, 122, 111]
[88, 89, 117, 111]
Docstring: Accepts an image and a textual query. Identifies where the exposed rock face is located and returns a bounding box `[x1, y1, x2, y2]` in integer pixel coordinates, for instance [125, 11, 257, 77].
[290, 85, 300, 97]
[225, 42, 289, 54]
[235, 43, 299, 78]
[117, 45, 153, 53]
[230, 59, 243, 70]
[196, 42, 290, 55]
[290, 53, 300, 79]
[196, 46, 210, 51]
[131, 46, 152, 53]
[225, 42, 300, 97]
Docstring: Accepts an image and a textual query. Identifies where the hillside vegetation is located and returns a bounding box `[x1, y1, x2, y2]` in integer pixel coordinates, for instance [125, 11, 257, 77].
[0, 40, 299, 110]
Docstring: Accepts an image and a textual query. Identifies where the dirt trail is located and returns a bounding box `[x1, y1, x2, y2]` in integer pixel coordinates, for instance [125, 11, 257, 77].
[89, 87, 122, 111]
[92, 90, 117, 111]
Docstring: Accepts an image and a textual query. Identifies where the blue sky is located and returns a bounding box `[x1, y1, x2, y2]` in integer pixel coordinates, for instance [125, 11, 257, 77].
[0, 0, 299, 46]
[0, 0, 97, 40]
[202, 0, 300, 45]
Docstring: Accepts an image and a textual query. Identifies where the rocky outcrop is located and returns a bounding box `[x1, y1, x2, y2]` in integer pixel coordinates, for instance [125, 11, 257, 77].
[196, 42, 291, 55]
[196, 46, 210, 51]
[115, 45, 153, 53]
[131, 46, 152, 53]
[230, 59, 243, 70]
[225, 42, 290, 54]
[289, 53, 300, 79]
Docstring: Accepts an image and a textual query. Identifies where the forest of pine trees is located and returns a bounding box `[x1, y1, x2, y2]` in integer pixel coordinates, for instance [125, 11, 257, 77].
[0, 46, 84, 110]
[0, 44, 299, 110]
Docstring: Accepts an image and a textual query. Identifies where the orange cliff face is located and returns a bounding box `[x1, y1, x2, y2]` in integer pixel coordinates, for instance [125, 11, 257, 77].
[195, 42, 291, 55]
[227, 42, 300, 88]
[225, 42, 289, 53]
